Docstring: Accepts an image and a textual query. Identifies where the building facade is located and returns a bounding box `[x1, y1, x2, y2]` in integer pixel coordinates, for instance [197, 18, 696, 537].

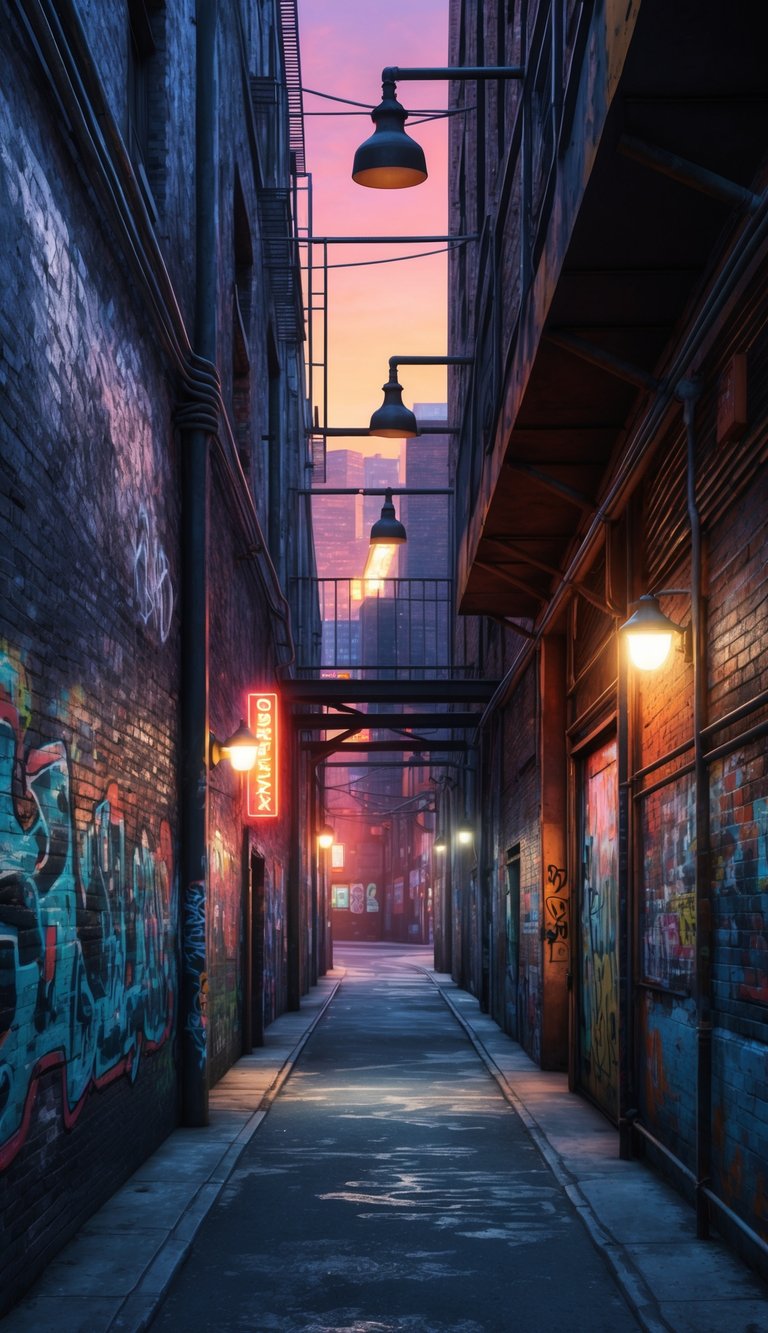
[0, 0, 319, 1309]
[442, 0, 768, 1271]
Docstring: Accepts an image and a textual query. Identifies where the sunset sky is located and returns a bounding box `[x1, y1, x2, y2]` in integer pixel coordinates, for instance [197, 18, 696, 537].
[297, 0, 451, 449]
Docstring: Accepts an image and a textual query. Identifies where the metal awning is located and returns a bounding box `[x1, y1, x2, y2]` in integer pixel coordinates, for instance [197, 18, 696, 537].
[460, 0, 768, 616]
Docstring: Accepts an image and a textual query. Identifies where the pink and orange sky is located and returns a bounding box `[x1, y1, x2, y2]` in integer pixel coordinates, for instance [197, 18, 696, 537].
[298, 1, 451, 451]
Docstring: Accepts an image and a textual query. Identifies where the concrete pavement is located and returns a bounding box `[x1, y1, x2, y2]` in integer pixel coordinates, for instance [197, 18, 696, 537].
[3, 942, 768, 1332]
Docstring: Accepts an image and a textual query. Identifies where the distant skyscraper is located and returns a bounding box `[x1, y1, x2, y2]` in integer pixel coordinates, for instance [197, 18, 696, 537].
[312, 449, 366, 578]
[401, 406, 451, 673]
[402, 405, 450, 580]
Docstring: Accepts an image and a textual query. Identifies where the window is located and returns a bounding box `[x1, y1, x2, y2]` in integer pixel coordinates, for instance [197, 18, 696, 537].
[331, 843, 345, 869]
[233, 168, 253, 470]
[127, 0, 165, 222]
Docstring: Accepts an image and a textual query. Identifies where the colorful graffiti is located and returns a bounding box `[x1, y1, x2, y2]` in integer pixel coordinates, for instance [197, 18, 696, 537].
[0, 653, 176, 1169]
[545, 864, 569, 963]
[711, 752, 768, 1011]
[579, 741, 618, 1117]
[133, 504, 174, 644]
[641, 772, 696, 988]
[262, 860, 285, 1027]
[208, 831, 240, 1067]
[181, 880, 207, 1071]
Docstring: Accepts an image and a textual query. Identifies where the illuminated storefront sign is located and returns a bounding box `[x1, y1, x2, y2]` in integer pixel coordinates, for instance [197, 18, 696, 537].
[246, 691, 279, 819]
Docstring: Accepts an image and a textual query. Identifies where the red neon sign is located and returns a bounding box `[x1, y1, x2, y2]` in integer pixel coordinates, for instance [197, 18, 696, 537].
[246, 692, 279, 819]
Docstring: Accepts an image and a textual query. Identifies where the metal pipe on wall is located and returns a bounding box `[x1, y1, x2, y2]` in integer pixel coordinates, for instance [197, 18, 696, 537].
[179, 0, 218, 1129]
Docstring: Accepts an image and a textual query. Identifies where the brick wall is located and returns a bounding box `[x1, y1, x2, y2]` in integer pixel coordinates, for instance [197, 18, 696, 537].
[0, 0, 310, 1310]
[0, 17, 181, 1307]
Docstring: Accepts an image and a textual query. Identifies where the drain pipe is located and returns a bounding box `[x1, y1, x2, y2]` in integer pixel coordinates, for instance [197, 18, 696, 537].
[179, 0, 218, 1127]
[679, 378, 711, 1237]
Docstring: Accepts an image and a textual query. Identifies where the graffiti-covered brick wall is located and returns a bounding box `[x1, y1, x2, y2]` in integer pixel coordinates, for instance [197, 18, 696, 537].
[635, 417, 768, 1242]
[706, 459, 768, 1240]
[0, 12, 183, 1309]
[498, 663, 542, 1062]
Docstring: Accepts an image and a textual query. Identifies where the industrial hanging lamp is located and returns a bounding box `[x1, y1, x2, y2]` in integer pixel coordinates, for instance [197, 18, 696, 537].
[351, 73, 428, 189]
[368, 355, 472, 438]
[619, 594, 689, 671]
[369, 488, 407, 546]
[368, 368, 419, 438]
[353, 66, 525, 189]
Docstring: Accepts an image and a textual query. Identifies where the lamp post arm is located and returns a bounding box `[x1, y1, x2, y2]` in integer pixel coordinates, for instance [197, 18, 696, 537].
[312, 424, 458, 436]
[388, 355, 473, 371]
[298, 487, 454, 496]
[382, 66, 524, 83]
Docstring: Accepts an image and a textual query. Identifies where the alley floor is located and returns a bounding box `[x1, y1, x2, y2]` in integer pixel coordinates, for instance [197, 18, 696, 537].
[7, 943, 768, 1332]
[149, 943, 639, 1332]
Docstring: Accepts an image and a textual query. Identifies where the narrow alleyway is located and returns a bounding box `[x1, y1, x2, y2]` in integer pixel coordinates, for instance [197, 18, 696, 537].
[149, 944, 640, 1332]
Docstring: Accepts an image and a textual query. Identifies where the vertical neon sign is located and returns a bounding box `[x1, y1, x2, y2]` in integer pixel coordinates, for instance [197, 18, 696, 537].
[246, 692, 279, 819]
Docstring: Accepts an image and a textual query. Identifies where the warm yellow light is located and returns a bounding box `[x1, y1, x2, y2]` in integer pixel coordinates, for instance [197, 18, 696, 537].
[626, 632, 673, 671]
[457, 827, 473, 846]
[213, 720, 261, 772]
[228, 741, 260, 772]
[362, 543, 394, 581]
[317, 826, 334, 849]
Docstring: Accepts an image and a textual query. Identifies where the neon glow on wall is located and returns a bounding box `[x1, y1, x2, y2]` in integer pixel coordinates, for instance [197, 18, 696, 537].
[246, 692, 279, 819]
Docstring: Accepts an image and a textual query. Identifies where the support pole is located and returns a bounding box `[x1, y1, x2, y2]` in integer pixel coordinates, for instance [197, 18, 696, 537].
[180, 0, 218, 1126]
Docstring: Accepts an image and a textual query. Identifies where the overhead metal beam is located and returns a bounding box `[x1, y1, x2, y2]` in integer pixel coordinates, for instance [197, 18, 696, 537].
[283, 679, 500, 704]
[619, 134, 762, 213]
[483, 537, 562, 578]
[545, 329, 663, 392]
[476, 559, 546, 602]
[307, 738, 470, 754]
[506, 460, 596, 512]
[488, 615, 537, 639]
[293, 710, 483, 730]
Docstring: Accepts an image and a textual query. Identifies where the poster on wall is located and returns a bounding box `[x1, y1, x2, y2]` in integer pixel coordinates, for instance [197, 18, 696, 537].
[393, 876, 404, 914]
[366, 883, 380, 912]
[332, 885, 349, 909]
[350, 882, 365, 914]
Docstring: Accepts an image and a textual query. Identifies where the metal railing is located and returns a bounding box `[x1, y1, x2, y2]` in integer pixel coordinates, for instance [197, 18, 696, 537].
[294, 577, 454, 679]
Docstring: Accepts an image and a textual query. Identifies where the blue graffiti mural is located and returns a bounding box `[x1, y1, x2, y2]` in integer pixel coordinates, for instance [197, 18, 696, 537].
[0, 655, 176, 1169]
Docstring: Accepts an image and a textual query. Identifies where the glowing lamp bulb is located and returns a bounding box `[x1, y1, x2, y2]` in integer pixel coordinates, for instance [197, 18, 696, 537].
[228, 741, 260, 772]
[626, 632, 673, 671]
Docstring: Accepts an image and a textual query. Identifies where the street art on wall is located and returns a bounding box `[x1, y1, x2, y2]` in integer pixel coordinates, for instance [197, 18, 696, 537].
[545, 864, 569, 964]
[133, 504, 174, 644]
[579, 739, 618, 1118]
[0, 652, 176, 1170]
[350, 883, 365, 914]
[640, 772, 696, 989]
[208, 830, 240, 1066]
[711, 750, 768, 1014]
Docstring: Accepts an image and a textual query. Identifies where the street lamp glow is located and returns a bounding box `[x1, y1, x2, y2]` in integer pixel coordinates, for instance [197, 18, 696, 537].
[210, 720, 261, 772]
[620, 594, 685, 671]
[626, 632, 674, 671]
[317, 824, 335, 849]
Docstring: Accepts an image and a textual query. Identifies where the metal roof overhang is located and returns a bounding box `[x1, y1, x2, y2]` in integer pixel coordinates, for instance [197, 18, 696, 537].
[459, 0, 768, 617]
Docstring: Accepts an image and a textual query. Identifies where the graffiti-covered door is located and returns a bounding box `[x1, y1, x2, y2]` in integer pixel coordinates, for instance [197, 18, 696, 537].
[577, 738, 619, 1120]
[249, 853, 266, 1048]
